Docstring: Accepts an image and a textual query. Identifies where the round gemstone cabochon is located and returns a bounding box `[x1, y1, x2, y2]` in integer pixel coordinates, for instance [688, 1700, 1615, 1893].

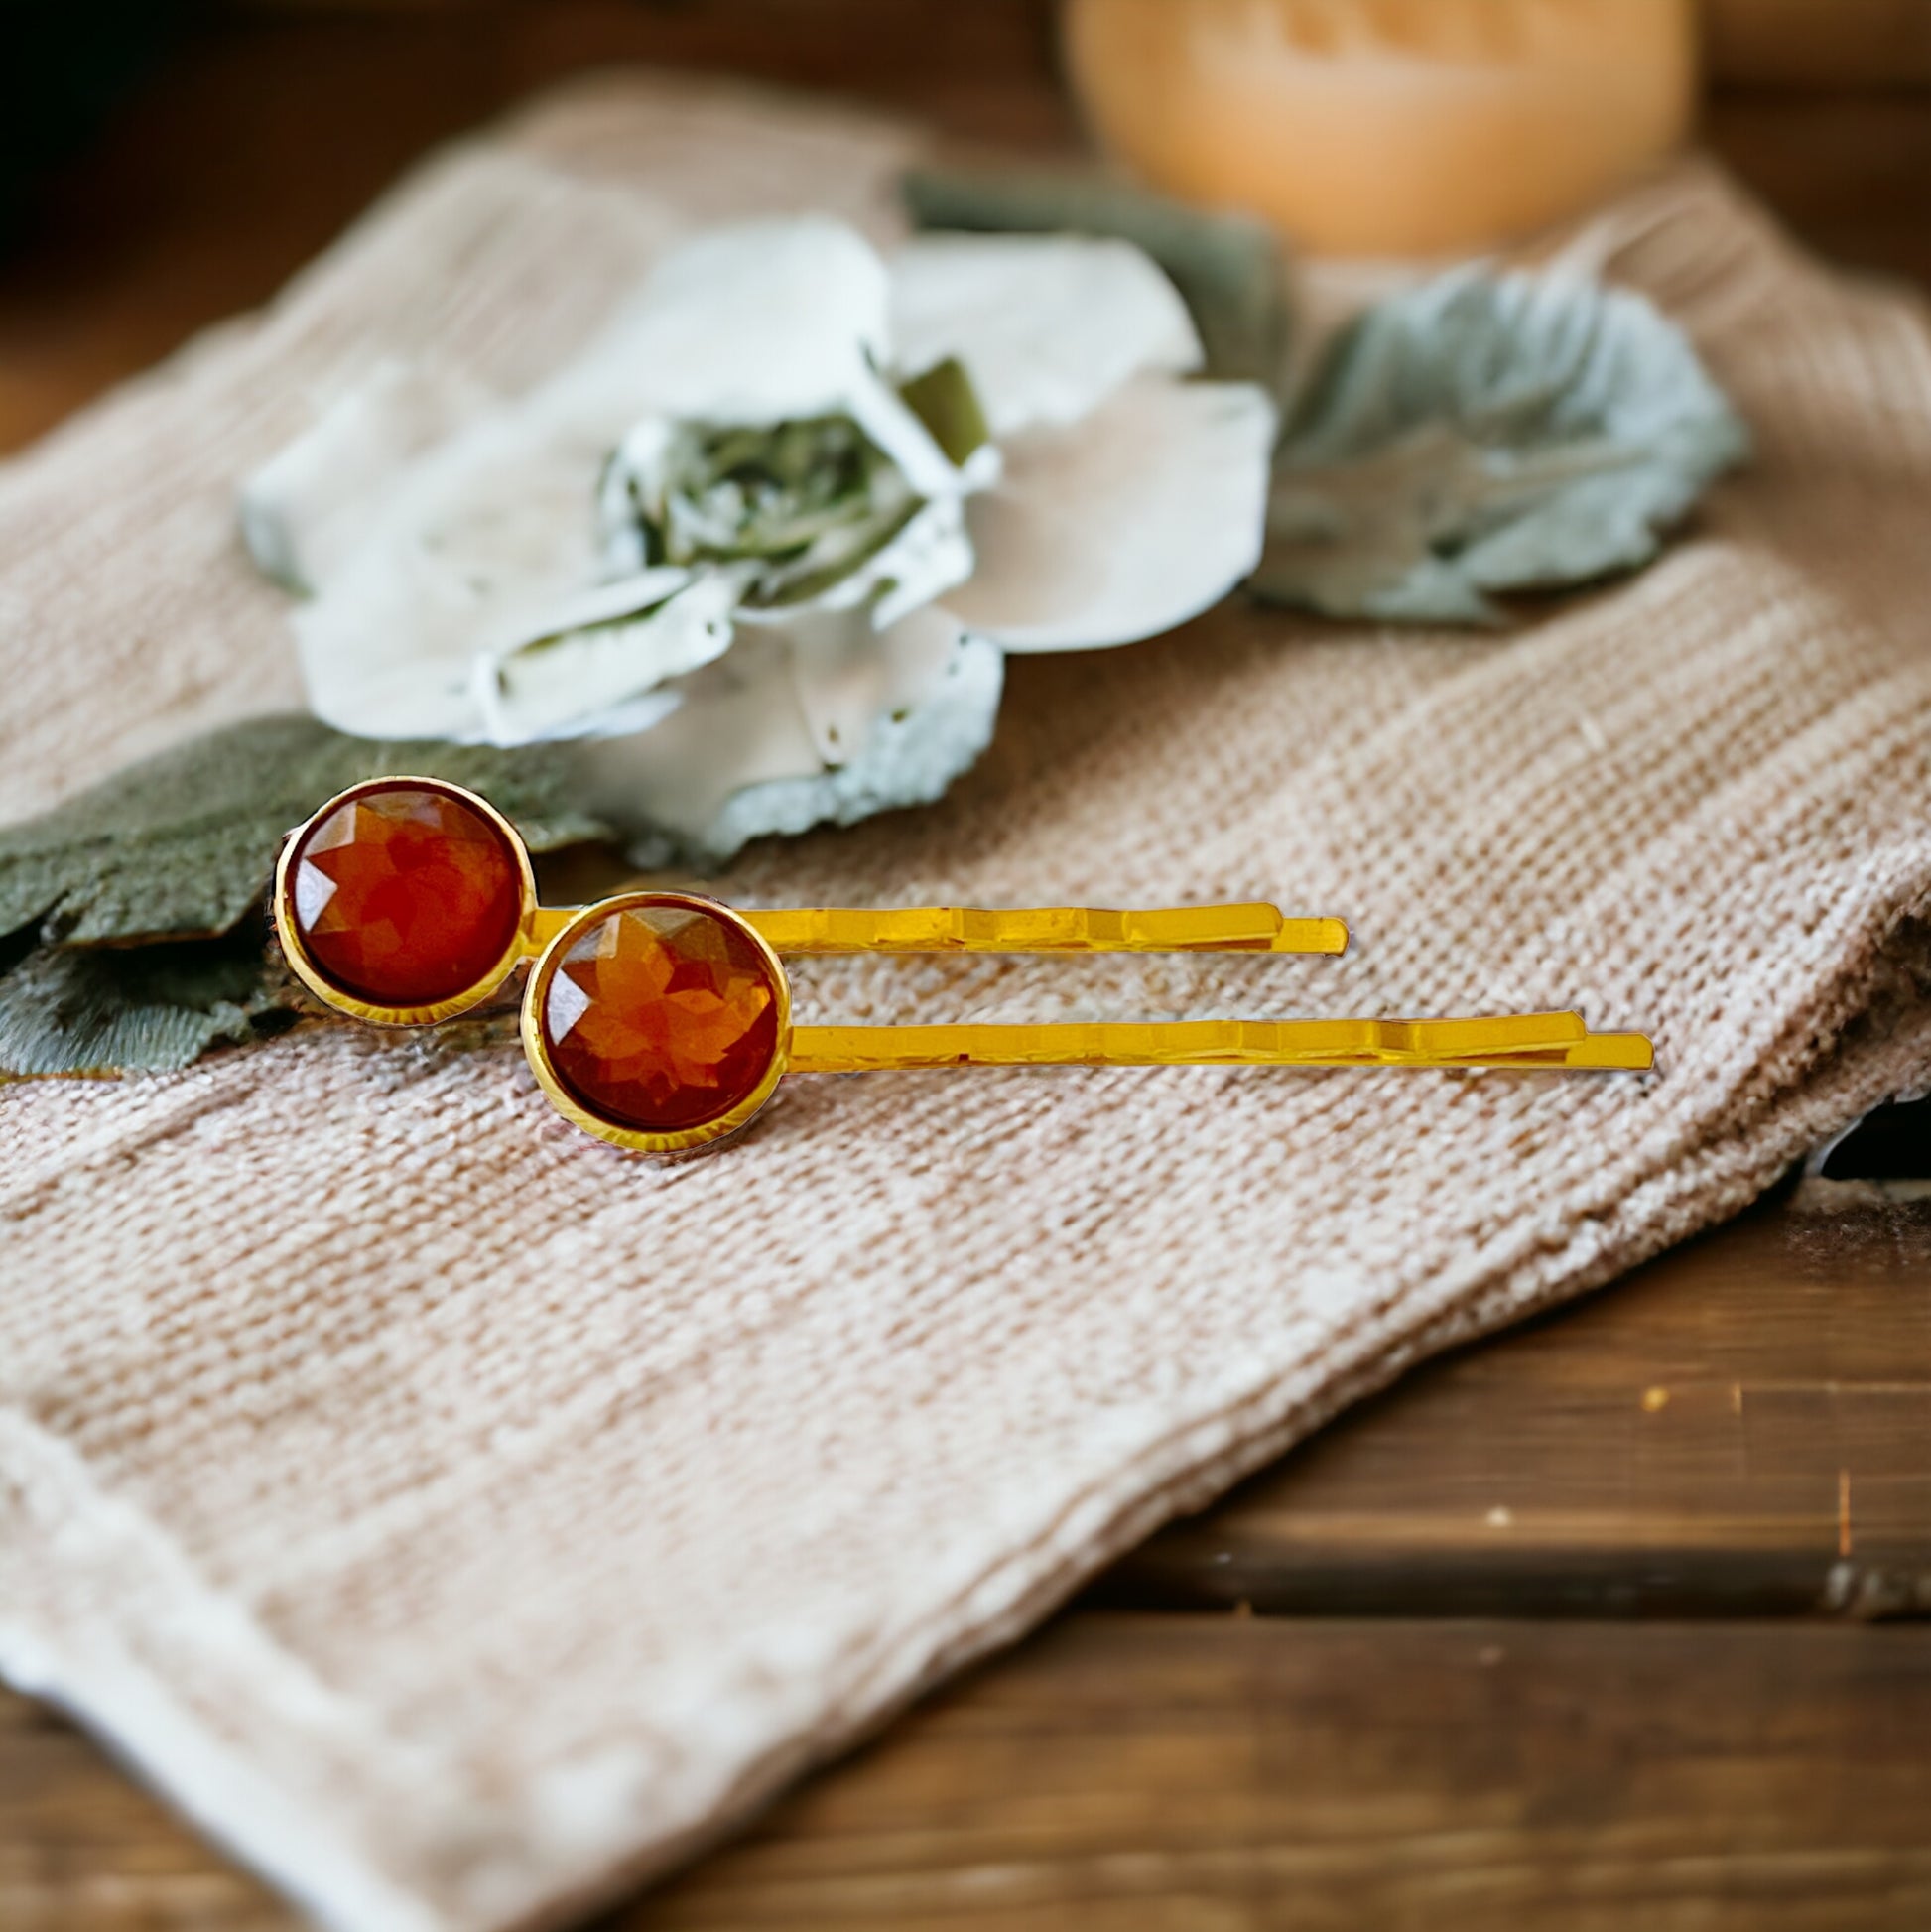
[541, 900, 784, 1135]
[289, 784, 524, 1008]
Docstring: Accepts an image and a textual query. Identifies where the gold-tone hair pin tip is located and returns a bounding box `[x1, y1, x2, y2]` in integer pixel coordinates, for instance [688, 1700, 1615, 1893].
[275, 777, 1653, 1155]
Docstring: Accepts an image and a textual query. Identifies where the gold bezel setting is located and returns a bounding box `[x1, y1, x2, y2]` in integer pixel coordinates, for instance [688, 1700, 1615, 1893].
[519, 891, 794, 1156]
[274, 775, 539, 1027]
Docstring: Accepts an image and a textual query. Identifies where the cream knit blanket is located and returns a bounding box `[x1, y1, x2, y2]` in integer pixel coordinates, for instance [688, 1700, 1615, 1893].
[2, 76, 1928, 1932]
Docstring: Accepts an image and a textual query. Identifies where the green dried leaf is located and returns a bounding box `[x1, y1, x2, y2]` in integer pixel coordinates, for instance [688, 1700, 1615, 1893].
[902, 164, 1291, 389]
[642, 415, 908, 569]
[1252, 268, 1750, 625]
[898, 355, 991, 467]
[0, 928, 292, 1077]
[0, 713, 611, 947]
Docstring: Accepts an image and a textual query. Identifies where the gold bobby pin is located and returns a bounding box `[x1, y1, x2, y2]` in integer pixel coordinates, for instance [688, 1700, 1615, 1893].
[276, 777, 1653, 1155]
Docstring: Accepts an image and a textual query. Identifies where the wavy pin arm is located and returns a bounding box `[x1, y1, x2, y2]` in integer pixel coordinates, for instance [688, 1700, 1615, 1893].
[742, 904, 1349, 957]
[525, 903, 1349, 958]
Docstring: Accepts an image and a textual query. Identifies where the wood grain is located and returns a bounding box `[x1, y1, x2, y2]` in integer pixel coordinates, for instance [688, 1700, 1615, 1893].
[1105, 1195, 1931, 1619]
[226, 0, 1931, 90]
[1707, 0, 1931, 85]
[10, 3, 1931, 453]
[12, 1610, 1931, 1932]
[0, 1690, 284, 1932]
[0, 0, 1064, 453]
[625, 1614, 1931, 1932]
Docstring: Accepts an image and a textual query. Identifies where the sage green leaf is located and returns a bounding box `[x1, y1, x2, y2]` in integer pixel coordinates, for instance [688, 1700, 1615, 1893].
[897, 356, 991, 467]
[0, 929, 291, 1077]
[902, 165, 1290, 389]
[1252, 269, 1750, 624]
[0, 713, 611, 947]
[602, 411, 932, 614]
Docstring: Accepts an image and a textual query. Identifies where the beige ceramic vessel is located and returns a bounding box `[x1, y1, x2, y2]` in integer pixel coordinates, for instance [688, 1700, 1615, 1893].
[1062, 0, 1699, 255]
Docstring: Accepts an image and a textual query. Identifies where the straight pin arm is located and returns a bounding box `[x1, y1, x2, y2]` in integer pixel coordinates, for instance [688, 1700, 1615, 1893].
[785, 1012, 1652, 1074]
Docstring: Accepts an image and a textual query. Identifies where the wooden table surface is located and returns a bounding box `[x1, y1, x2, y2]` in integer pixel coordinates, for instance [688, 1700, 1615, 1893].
[4, 8, 1930, 1928]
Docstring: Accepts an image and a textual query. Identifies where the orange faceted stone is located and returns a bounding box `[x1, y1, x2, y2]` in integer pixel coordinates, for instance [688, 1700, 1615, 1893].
[541, 900, 783, 1135]
[289, 783, 523, 1008]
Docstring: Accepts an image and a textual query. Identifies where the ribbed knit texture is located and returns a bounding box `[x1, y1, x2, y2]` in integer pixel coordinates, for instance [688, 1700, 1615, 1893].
[2, 75, 1928, 1932]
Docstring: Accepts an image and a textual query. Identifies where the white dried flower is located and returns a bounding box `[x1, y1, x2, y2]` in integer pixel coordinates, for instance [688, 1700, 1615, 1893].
[242, 216, 1275, 858]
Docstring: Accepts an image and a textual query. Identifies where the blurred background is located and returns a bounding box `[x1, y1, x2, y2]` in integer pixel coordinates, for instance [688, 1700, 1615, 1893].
[6, 0, 1931, 453]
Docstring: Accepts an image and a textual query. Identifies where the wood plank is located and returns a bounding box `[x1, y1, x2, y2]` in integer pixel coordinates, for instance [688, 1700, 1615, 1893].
[216, 0, 1931, 91]
[1707, 0, 1931, 87]
[0, 0, 1065, 454]
[1705, 90, 1931, 290]
[623, 1614, 1931, 1931]
[12, 7, 1931, 456]
[0, 1689, 285, 1931]
[1104, 1195, 1931, 1620]
[17, 1614, 1931, 1931]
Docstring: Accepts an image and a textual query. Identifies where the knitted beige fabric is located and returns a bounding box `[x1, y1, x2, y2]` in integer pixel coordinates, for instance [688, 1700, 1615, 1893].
[3, 73, 1929, 1932]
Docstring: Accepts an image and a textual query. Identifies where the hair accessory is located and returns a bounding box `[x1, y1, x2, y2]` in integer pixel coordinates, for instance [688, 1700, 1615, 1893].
[276, 777, 1653, 1153]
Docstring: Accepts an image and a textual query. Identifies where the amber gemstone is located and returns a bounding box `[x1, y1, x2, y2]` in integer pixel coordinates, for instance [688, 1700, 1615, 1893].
[541, 900, 783, 1134]
[289, 784, 523, 1008]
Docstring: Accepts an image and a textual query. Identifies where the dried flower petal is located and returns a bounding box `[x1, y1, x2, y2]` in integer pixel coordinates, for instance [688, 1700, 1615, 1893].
[949, 377, 1276, 651]
[890, 233, 1203, 437]
[574, 609, 1001, 861]
[902, 164, 1291, 388]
